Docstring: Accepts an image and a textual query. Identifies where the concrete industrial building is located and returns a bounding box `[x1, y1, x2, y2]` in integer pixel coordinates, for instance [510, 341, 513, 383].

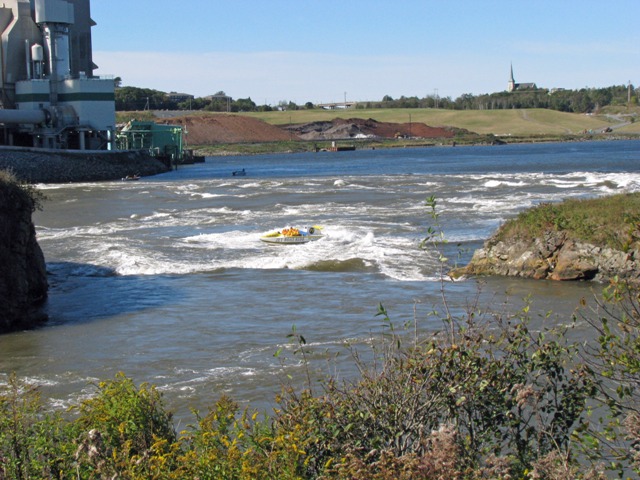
[0, 0, 114, 150]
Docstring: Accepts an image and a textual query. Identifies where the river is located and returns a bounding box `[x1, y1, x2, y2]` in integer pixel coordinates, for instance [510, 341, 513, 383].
[1, 139, 639, 422]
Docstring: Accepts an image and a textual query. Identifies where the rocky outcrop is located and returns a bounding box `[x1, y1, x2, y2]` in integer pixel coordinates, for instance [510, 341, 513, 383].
[451, 230, 640, 283]
[0, 172, 48, 333]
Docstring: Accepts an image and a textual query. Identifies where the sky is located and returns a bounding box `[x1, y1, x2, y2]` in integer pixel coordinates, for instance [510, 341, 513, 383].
[90, 0, 640, 106]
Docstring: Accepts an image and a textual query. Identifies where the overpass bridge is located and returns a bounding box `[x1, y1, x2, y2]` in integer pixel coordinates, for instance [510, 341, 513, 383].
[316, 101, 357, 110]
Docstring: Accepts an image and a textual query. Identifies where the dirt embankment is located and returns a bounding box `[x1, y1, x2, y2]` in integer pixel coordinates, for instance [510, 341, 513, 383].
[156, 114, 293, 144]
[286, 118, 460, 141]
[155, 114, 463, 144]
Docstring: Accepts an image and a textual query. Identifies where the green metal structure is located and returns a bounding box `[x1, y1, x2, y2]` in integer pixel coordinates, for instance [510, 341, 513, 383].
[116, 121, 185, 164]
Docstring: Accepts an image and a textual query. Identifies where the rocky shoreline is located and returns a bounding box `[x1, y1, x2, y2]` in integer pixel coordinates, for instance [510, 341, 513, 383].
[451, 229, 640, 284]
[0, 147, 170, 184]
[0, 172, 48, 333]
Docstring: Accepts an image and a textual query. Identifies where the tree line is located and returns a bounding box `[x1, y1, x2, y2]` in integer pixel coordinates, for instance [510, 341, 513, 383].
[115, 82, 638, 114]
[115, 86, 279, 112]
[367, 83, 638, 113]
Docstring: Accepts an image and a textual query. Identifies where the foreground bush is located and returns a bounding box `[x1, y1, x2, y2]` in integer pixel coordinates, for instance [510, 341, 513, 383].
[580, 278, 640, 475]
[0, 374, 67, 479]
[2, 283, 640, 478]
[275, 302, 599, 479]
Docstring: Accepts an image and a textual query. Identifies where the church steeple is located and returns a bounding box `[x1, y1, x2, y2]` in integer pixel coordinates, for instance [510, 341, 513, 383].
[508, 63, 516, 92]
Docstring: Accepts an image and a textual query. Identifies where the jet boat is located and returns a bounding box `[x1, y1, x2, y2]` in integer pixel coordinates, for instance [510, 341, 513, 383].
[260, 226, 323, 244]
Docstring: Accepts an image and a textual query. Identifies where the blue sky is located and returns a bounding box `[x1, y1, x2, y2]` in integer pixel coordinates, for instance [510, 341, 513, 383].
[90, 0, 640, 105]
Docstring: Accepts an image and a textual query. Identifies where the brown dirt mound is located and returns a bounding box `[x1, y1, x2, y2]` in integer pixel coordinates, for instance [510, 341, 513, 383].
[156, 114, 293, 144]
[340, 117, 456, 139]
[286, 117, 458, 141]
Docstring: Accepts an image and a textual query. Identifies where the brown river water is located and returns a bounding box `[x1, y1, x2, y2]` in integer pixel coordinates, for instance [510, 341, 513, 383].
[2, 140, 639, 422]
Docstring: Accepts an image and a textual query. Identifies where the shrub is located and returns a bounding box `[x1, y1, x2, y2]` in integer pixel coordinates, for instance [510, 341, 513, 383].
[275, 300, 597, 478]
[68, 372, 177, 478]
[0, 169, 45, 213]
[0, 374, 68, 479]
[580, 278, 640, 476]
[0, 302, 627, 479]
[174, 396, 308, 480]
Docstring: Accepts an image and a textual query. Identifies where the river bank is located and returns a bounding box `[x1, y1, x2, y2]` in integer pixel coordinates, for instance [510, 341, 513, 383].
[191, 132, 639, 157]
[451, 192, 640, 284]
[0, 147, 170, 184]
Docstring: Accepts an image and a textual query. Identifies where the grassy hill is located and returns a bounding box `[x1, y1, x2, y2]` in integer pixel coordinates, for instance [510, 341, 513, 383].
[244, 107, 638, 136]
[116, 107, 640, 146]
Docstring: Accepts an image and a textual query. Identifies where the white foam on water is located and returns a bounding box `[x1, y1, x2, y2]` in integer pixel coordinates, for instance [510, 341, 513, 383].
[539, 171, 640, 192]
[39, 214, 459, 281]
[155, 366, 258, 395]
[193, 192, 224, 199]
[109, 250, 215, 276]
[238, 182, 263, 189]
[36, 165, 640, 282]
[36, 182, 116, 191]
[483, 179, 526, 188]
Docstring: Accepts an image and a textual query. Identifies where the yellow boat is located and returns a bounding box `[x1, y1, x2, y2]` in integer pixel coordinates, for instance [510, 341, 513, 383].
[260, 226, 323, 245]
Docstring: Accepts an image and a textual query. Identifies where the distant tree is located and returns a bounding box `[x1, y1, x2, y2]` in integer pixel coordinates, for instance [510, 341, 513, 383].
[178, 97, 208, 110]
[397, 96, 420, 108]
[115, 86, 174, 111]
[277, 100, 298, 111]
[548, 91, 572, 112]
[454, 93, 476, 110]
[115, 82, 637, 115]
[438, 96, 454, 109]
[232, 97, 257, 112]
[205, 98, 230, 112]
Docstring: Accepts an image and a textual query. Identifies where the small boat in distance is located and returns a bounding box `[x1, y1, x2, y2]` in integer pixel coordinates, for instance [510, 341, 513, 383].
[232, 169, 246, 176]
[122, 174, 140, 181]
[260, 226, 323, 245]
